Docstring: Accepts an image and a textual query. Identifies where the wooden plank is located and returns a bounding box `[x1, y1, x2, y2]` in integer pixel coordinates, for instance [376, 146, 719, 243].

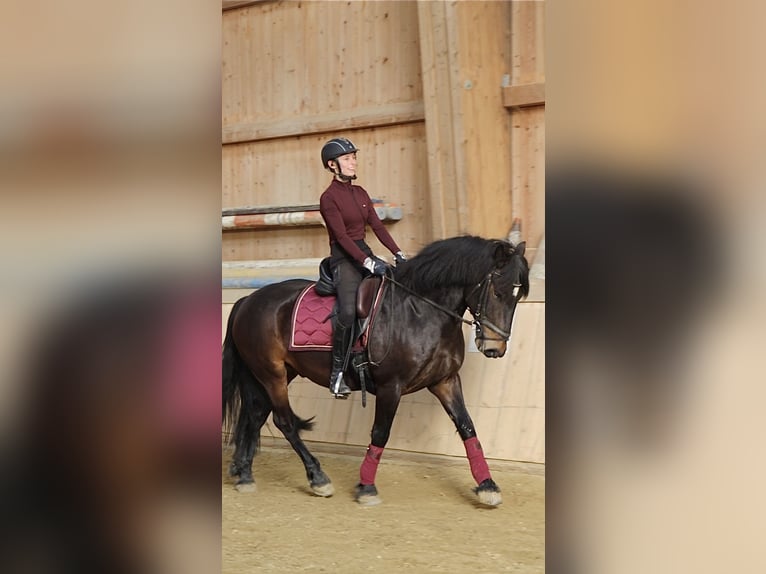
[222, 1, 266, 12]
[222, 200, 402, 218]
[452, 1, 514, 239]
[511, 106, 546, 248]
[223, 258, 323, 270]
[222, 123, 430, 264]
[417, 1, 469, 237]
[223, 204, 322, 216]
[222, 205, 402, 231]
[222, 101, 425, 144]
[223, 211, 326, 230]
[502, 82, 545, 108]
[509, 1, 546, 249]
[511, 2, 545, 84]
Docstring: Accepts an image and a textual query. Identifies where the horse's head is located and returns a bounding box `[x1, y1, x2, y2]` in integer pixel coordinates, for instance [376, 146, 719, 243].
[468, 241, 530, 358]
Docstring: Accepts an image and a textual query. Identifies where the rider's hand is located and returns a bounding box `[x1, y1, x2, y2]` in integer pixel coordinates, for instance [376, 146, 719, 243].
[363, 257, 388, 276]
[394, 251, 407, 266]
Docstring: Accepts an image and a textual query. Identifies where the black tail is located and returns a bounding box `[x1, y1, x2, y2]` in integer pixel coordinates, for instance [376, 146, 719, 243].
[222, 296, 246, 429]
[222, 297, 314, 464]
[222, 298, 275, 462]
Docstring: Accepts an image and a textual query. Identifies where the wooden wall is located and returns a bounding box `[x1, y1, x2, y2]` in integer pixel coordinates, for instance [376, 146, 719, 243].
[222, 1, 545, 463]
[222, 125, 431, 261]
[222, 1, 431, 260]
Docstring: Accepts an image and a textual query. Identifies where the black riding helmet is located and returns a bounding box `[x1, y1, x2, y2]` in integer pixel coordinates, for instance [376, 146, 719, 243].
[321, 137, 359, 180]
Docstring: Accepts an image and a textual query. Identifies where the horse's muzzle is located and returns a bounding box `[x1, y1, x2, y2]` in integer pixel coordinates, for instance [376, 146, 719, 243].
[477, 339, 507, 358]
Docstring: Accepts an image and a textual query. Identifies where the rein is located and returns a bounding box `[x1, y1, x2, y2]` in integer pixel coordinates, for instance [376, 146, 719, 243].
[366, 273, 471, 367]
[384, 270, 516, 340]
[383, 274, 474, 326]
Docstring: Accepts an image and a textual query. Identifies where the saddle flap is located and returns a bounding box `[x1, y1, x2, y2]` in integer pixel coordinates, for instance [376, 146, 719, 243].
[356, 276, 381, 319]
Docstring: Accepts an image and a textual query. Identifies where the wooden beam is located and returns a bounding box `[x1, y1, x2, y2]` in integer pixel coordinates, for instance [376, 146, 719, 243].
[222, 203, 402, 230]
[508, 0, 546, 248]
[503, 82, 545, 109]
[222, 1, 267, 12]
[222, 101, 425, 145]
[222, 200, 401, 218]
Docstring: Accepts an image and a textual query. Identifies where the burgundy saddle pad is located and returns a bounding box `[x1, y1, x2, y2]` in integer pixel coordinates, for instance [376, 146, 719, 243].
[288, 285, 335, 351]
[288, 282, 386, 353]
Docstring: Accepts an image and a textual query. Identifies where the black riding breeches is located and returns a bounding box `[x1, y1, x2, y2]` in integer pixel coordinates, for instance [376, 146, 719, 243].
[330, 242, 370, 328]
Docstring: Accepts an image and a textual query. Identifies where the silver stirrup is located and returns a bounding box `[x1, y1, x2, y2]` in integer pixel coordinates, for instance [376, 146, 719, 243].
[330, 372, 350, 399]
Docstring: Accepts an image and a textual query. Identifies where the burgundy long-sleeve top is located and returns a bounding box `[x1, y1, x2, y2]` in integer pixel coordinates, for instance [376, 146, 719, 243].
[319, 179, 400, 264]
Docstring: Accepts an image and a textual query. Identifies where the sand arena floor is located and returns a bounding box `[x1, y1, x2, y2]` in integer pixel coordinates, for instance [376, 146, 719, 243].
[223, 439, 544, 573]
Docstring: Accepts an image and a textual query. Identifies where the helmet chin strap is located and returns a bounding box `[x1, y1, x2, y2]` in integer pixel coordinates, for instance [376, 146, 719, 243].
[332, 164, 356, 181]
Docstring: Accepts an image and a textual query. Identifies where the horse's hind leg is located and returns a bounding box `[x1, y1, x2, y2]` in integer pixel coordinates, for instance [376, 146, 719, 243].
[429, 375, 502, 507]
[264, 373, 334, 497]
[229, 380, 273, 492]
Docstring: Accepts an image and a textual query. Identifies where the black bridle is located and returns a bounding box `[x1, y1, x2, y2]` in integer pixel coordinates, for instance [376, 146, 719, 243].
[465, 270, 521, 343]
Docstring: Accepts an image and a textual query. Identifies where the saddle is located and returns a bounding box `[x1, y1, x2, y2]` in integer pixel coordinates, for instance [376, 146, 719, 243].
[289, 258, 385, 403]
[288, 259, 384, 352]
[314, 256, 381, 318]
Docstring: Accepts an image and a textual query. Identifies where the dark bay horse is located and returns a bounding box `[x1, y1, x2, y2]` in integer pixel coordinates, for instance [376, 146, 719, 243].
[222, 235, 529, 506]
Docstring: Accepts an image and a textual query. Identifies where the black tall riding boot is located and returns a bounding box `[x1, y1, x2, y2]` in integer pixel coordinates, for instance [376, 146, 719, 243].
[329, 322, 353, 398]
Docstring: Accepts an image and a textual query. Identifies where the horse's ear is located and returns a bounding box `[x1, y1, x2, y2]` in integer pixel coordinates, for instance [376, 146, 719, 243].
[494, 241, 513, 267]
[514, 241, 526, 258]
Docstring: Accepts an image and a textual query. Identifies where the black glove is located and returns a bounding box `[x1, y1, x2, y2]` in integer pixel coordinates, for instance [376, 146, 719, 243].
[363, 256, 388, 276]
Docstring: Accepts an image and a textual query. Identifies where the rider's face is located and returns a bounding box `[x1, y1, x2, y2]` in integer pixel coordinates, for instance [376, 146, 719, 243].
[332, 152, 357, 177]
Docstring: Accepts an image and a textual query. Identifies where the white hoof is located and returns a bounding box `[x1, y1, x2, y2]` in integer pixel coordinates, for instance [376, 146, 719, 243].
[356, 494, 382, 507]
[235, 482, 256, 493]
[477, 489, 503, 507]
[312, 482, 335, 497]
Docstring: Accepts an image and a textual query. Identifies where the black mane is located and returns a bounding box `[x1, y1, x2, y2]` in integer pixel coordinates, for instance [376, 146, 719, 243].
[395, 235, 529, 296]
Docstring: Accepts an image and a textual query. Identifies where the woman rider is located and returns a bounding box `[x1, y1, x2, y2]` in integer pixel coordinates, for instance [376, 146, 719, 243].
[319, 137, 406, 398]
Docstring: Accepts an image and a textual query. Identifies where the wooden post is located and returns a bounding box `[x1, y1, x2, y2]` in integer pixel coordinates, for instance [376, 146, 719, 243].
[453, 1, 514, 238]
[509, 1, 545, 248]
[419, 1, 514, 239]
[417, 1, 469, 238]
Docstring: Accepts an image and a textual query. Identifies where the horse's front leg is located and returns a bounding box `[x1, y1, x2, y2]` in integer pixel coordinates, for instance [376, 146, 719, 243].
[355, 386, 402, 506]
[429, 375, 502, 507]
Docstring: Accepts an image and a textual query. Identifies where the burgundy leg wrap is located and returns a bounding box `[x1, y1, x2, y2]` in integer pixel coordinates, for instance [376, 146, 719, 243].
[464, 436, 491, 484]
[359, 444, 384, 485]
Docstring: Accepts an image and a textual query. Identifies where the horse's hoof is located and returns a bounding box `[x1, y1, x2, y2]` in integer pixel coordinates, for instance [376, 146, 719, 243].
[309, 469, 334, 497]
[355, 483, 382, 506]
[357, 494, 382, 506]
[311, 482, 335, 497]
[474, 478, 502, 507]
[235, 481, 256, 493]
[476, 489, 502, 506]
